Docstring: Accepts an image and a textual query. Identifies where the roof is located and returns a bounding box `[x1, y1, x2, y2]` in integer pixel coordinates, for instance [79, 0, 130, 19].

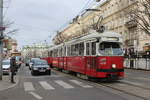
[66, 30, 122, 45]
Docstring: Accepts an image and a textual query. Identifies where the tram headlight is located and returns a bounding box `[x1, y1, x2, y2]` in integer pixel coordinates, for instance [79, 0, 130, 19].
[112, 64, 116, 69]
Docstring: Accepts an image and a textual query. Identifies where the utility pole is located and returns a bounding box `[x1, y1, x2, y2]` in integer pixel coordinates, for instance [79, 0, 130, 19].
[0, 0, 4, 80]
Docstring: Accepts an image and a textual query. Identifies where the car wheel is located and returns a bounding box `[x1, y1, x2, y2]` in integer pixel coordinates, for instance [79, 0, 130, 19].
[31, 71, 35, 76]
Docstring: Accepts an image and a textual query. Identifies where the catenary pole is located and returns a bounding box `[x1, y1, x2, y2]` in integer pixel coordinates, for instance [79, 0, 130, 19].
[0, 0, 3, 80]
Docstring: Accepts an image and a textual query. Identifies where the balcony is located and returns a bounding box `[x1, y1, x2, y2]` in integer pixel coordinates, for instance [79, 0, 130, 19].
[125, 19, 137, 28]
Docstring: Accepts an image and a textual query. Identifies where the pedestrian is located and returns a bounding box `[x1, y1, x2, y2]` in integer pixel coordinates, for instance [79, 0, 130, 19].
[10, 56, 16, 83]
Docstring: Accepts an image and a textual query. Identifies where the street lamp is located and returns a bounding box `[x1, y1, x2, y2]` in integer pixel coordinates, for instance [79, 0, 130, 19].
[96, 0, 101, 2]
[86, 9, 100, 11]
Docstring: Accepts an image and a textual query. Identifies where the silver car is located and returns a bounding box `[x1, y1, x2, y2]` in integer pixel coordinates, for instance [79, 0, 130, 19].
[2, 59, 10, 75]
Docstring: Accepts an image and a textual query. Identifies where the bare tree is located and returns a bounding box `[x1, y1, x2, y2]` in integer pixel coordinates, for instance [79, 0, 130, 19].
[3, 20, 19, 36]
[130, 0, 150, 35]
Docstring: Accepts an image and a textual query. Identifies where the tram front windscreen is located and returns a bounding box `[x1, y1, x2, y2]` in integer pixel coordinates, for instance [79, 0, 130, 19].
[99, 42, 123, 56]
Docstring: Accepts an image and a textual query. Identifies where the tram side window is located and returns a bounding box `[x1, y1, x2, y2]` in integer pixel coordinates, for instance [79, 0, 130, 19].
[63, 47, 66, 57]
[67, 46, 71, 56]
[86, 43, 90, 55]
[71, 45, 74, 56]
[79, 42, 84, 56]
[52, 51, 54, 57]
[48, 51, 50, 57]
[53, 50, 55, 57]
[54, 49, 56, 57]
[50, 51, 53, 57]
[54, 49, 58, 57]
[75, 44, 79, 56]
[60, 48, 63, 57]
[92, 42, 96, 55]
[48, 51, 52, 57]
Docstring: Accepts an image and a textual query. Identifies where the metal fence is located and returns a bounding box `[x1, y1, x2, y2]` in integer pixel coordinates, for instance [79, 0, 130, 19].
[124, 57, 150, 70]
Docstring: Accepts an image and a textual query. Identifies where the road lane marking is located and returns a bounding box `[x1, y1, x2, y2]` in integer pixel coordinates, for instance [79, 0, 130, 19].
[24, 75, 62, 79]
[116, 83, 127, 86]
[121, 80, 143, 86]
[125, 72, 131, 75]
[55, 80, 74, 89]
[24, 82, 35, 91]
[70, 80, 93, 88]
[29, 92, 43, 100]
[135, 77, 150, 81]
[39, 81, 55, 90]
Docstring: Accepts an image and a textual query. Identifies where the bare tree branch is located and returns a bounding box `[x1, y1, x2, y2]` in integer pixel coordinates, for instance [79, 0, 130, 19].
[129, 0, 150, 35]
[3, 20, 19, 36]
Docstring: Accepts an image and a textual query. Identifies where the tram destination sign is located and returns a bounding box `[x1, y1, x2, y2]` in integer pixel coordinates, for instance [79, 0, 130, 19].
[106, 37, 119, 41]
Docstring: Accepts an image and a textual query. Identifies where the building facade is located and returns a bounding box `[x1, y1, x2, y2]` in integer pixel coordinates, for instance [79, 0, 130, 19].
[3, 37, 19, 57]
[22, 44, 51, 59]
[53, 0, 150, 54]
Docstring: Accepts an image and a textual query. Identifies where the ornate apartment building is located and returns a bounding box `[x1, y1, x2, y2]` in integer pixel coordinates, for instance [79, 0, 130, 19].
[53, 0, 150, 53]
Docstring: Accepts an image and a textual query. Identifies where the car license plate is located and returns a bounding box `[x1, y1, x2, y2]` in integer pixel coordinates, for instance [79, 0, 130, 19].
[39, 70, 45, 72]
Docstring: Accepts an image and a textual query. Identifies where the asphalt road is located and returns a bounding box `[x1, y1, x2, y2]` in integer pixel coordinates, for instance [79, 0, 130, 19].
[121, 69, 150, 89]
[0, 65, 144, 100]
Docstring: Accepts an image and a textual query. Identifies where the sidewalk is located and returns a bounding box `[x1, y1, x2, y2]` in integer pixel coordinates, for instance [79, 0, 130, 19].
[0, 75, 19, 91]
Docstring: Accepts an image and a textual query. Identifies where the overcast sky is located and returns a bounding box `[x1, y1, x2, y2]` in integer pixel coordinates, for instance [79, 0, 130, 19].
[4, 0, 101, 48]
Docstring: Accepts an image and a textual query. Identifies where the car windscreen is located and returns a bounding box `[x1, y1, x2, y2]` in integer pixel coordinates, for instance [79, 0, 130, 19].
[34, 61, 48, 65]
[3, 61, 10, 65]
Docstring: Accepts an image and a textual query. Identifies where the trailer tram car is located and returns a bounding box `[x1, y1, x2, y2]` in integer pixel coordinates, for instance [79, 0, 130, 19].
[46, 30, 124, 80]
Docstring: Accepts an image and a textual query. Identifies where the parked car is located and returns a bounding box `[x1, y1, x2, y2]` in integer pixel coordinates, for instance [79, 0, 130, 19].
[2, 59, 10, 75]
[31, 60, 51, 75]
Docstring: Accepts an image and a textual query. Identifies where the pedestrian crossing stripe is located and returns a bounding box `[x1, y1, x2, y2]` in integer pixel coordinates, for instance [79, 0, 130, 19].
[29, 92, 43, 100]
[70, 80, 93, 88]
[24, 80, 93, 91]
[55, 80, 74, 89]
[39, 81, 55, 90]
[24, 82, 35, 91]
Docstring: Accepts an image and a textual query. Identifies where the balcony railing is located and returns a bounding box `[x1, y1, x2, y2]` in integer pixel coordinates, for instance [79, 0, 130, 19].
[125, 19, 137, 28]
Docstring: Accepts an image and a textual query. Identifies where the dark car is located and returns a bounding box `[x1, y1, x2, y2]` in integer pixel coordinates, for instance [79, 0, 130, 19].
[31, 60, 51, 75]
[28, 58, 41, 70]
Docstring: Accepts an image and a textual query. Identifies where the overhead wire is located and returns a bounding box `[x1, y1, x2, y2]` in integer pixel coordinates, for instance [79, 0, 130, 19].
[77, 0, 95, 15]
[58, 0, 96, 32]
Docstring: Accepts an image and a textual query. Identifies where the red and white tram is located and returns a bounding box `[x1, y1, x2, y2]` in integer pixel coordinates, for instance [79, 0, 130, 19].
[45, 30, 124, 80]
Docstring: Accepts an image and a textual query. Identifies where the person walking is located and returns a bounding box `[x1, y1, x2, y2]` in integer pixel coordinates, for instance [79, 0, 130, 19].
[10, 56, 16, 83]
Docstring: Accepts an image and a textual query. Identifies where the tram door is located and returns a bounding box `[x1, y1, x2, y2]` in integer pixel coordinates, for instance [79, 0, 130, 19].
[86, 42, 97, 77]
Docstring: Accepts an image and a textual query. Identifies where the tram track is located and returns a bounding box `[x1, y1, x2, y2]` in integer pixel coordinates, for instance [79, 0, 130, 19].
[119, 80, 150, 91]
[96, 82, 150, 100]
[52, 69, 150, 99]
